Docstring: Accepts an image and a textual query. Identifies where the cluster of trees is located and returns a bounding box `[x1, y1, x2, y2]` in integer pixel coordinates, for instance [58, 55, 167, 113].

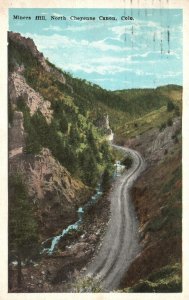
[9, 174, 39, 289]
[62, 72, 175, 120]
[8, 39, 116, 188]
[17, 95, 112, 187]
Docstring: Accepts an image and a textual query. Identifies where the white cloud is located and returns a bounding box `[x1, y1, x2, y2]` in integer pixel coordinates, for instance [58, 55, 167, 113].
[134, 70, 154, 76]
[65, 23, 103, 32]
[21, 30, 182, 80]
[62, 63, 127, 75]
[43, 25, 63, 32]
[24, 33, 79, 50]
[23, 33, 130, 53]
[91, 78, 116, 83]
[111, 20, 160, 39]
[90, 56, 131, 64]
[91, 39, 122, 52]
[111, 26, 126, 38]
[156, 71, 182, 79]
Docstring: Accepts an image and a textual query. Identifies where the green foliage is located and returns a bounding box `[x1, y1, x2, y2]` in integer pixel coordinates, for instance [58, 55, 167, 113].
[9, 174, 39, 256]
[167, 100, 175, 112]
[17, 99, 42, 154]
[9, 174, 39, 286]
[159, 122, 167, 132]
[102, 164, 114, 191]
[79, 147, 99, 186]
[8, 39, 40, 73]
[8, 39, 115, 185]
[115, 88, 169, 116]
[9, 34, 182, 191]
[175, 105, 180, 116]
[59, 113, 68, 133]
[100, 141, 112, 163]
[124, 263, 182, 293]
[73, 276, 102, 292]
[167, 118, 173, 126]
[122, 155, 133, 169]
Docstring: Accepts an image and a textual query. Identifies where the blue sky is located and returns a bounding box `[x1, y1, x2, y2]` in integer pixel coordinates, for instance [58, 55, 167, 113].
[9, 8, 182, 90]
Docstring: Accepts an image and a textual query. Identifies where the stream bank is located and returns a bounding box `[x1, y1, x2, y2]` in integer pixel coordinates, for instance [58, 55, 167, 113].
[9, 158, 126, 292]
[9, 178, 113, 292]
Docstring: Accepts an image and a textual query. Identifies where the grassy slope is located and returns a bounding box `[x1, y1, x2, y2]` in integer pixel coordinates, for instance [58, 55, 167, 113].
[43, 58, 182, 143]
[114, 85, 182, 141]
[48, 66, 181, 137]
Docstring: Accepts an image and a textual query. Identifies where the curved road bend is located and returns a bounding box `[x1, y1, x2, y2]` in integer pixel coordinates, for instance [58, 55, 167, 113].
[86, 145, 146, 291]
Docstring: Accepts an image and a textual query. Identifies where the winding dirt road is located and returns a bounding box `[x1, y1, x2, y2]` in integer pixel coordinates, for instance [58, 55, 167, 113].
[86, 146, 145, 291]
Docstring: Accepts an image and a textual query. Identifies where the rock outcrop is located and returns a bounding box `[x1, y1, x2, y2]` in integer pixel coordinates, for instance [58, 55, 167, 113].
[9, 111, 25, 158]
[9, 147, 90, 237]
[9, 72, 53, 124]
[8, 32, 90, 238]
[125, 117, 181, 163]
[9, 31, 66, 85]
[95, 114, 114, 141]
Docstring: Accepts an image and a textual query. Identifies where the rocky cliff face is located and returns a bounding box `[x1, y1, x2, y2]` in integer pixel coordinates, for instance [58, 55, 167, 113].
[124, 117, 181, 163]
[8, 32, 91, 239]
[9, 147, 90, 237]
[9, 71, 53, 124]
[9, 111, 25, 158]
[95, 114, 114, 141]
[9, 31, 66, 85]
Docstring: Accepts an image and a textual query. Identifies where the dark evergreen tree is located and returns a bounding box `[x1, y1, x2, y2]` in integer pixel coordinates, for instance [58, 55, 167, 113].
[87, 127, 100, 161]
[100, 141, 111, 163]
[102, 165, 113, 191]
[59, 114, 68, 134]
[167, 100, 175, 112]
[80, 147, 99, 186]
[9, 174, 39, 288]
[122, 155, 133, 169]
[31, 111, 49, 147]
[69, 124, 80, 146]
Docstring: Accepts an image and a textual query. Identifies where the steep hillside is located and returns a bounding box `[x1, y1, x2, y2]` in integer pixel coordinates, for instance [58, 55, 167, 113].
[8, 31, 182, 293]
[9, 33, 180, 142]
[8, 32, 114, 265]
[119, 136, 182, 292]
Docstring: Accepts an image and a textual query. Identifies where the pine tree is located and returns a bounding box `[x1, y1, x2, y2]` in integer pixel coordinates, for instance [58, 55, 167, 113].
[59, 113, 68, 134]
[102, 165, 113, 191]
[80, 147, 99, 186]
[9, 174, 39, 288]
[69, 124, 80, 146]
[86, 127, 100, 161]
[167, 100, 175, 112]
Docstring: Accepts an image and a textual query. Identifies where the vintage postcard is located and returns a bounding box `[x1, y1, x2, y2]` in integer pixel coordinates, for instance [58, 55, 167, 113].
[0, 0, 189, 299]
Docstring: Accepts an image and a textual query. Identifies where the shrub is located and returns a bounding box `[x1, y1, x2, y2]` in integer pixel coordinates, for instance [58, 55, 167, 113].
[167, 100, 175, 112]
[122, 155, 133, 168]
[73, 276, 102, 293]
[159, 122, 166, 132]
[167, 118, 173, 127]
